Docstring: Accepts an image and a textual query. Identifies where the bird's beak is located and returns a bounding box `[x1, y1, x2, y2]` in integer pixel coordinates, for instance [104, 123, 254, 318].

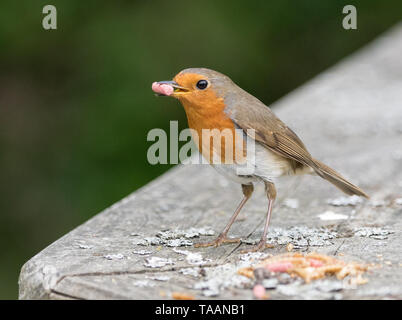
[154, 80, 190, 97]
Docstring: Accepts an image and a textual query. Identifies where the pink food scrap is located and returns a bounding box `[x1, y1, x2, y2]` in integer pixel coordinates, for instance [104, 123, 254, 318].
[309, 259, 324, 268]
[253, 284, 267, 299]
[152, 82, 174, 96]
[265, 261, 294, 272]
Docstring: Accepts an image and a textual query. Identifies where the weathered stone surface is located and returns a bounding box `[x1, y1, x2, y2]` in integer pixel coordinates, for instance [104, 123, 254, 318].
[19, 23, 402, 300]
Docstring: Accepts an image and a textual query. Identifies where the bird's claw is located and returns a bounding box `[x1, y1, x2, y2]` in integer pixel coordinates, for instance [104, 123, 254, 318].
[240, 241, 274, 253]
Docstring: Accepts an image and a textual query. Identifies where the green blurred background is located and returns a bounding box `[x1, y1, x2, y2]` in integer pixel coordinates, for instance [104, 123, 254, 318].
[0, 0, 401, 299]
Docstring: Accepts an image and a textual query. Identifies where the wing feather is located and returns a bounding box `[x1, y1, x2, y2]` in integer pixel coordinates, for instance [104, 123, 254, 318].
[228, 99, 314, 168]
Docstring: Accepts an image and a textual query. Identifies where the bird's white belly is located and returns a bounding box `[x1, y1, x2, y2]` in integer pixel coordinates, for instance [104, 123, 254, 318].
[210, 143, 290, 184]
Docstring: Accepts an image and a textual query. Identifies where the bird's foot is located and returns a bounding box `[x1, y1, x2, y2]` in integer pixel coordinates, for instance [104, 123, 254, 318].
[240, 240, 274, 253]
[194, 235, 241, 248]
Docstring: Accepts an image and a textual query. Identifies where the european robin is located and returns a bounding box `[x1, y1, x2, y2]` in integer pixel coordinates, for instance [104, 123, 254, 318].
[152, 68, 368, 252]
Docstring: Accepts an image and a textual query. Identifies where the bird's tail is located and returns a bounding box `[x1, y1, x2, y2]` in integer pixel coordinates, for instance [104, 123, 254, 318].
[311, 158, 369, 198]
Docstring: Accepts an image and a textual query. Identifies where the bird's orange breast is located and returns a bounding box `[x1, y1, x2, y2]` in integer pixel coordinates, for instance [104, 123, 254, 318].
[178, 90, 246, 164]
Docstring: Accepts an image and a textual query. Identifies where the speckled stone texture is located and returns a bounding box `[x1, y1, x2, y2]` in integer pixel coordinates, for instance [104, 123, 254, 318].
[19, 23, 402, 300]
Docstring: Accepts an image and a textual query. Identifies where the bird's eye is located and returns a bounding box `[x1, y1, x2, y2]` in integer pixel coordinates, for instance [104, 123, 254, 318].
[196, 79, 208, 90]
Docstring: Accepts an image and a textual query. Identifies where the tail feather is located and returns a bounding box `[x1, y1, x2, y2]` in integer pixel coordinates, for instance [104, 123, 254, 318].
[311, 158, 369, 199]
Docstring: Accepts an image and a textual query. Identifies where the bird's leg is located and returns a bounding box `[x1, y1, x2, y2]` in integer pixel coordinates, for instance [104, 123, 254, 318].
[195, 184, 254, 248]
[242, 181, 276, 253]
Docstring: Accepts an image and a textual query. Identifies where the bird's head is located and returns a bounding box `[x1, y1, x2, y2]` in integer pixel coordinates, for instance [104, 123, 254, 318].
[152, 68, 235, 108]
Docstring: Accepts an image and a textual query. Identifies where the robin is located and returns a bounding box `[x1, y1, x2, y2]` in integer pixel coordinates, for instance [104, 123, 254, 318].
[152, 68, 368, 252]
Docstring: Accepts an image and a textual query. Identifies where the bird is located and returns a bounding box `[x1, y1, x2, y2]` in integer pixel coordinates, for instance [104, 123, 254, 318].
[151, 68, 369, 252]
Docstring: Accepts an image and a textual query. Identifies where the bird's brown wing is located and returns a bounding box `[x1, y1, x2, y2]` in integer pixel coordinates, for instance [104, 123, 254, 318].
[228, 97, 369, 198]
[229, 101, 315, 168]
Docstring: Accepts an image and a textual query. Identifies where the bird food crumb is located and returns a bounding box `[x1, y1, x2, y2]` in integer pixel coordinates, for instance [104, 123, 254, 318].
[238, 252, 368, 284]
[173, 248, 211, 265]
[133, 250, 152, 255]
[317, 211, 348, 221]
[135, 227, 215, 247]
[172, 292, 196, 300]
[253, 284, 269, 299]
[104, 253, 124, 260]
[144, 256, 174, 268]
[327, 195, 363, 206]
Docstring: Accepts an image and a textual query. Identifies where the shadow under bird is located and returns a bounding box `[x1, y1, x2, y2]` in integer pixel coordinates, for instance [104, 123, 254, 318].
[152, 68, 369, 252]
